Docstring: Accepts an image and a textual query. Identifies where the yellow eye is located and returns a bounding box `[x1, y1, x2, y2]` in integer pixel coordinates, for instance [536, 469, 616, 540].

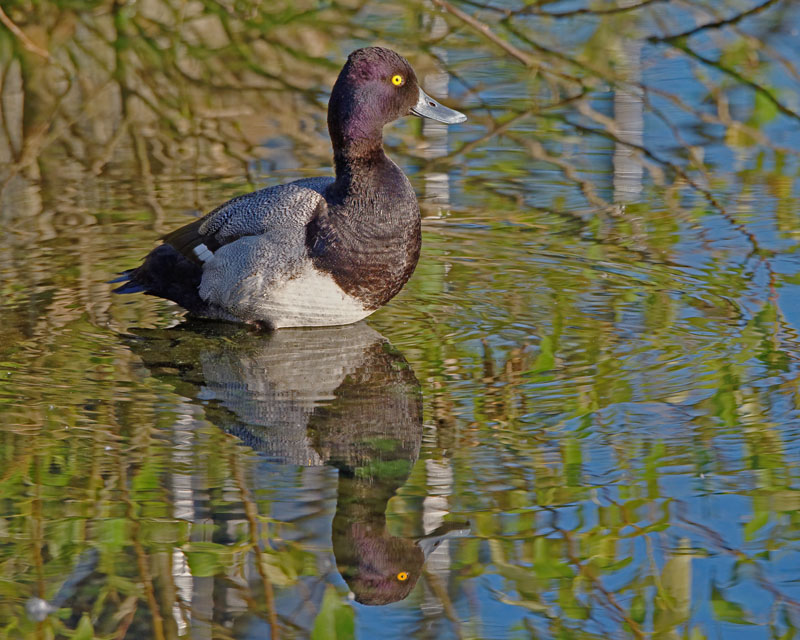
[397, 571, 409, 581]
[391, 74, 404, 86]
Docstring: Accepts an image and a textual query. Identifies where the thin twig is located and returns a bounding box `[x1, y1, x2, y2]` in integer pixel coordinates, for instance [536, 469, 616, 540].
[119, 462, 167, 640]
[230, 450, 280, 639]
[456, 0, 665, 18]
[0, 6, 51, 59]
[429, 0, 537, 68]
[651, 0, 783, 41]
[663, 40, 800, 124]
[422, 569, 464, 639]
[529, 0, 665, 17]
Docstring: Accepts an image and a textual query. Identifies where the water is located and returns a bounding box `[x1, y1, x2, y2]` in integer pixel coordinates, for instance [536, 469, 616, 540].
[2, 0, 800, 638]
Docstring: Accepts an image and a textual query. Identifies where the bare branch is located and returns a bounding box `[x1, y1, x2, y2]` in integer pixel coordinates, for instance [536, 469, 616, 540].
[0, 6, 51, 60]
[429, 0, 538, 68]
[651, 0, 783, 41]
[663, 39, 800, 124]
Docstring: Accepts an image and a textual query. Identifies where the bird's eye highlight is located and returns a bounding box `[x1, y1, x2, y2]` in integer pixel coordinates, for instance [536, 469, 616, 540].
[391, 74, 404, 86]
[397, 571, 409, 581]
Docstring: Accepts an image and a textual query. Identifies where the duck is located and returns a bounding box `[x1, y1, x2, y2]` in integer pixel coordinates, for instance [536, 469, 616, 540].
[113, 46, 466, 329]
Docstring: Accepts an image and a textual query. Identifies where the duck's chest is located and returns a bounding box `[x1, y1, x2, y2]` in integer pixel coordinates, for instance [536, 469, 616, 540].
[307, 175, 422, 311]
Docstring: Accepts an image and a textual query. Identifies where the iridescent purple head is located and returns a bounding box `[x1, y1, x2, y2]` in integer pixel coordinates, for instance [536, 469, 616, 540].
[327, 47, 465, 154]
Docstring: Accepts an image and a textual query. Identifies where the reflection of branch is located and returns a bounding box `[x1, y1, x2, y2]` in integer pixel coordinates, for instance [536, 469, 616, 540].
[424, 47, 502, 117]
[751, 36, 800, 84]
[91, 116, 130, 175]
[527, 0, 665, 17]
[0, 6, 51, 59]
[113, 596, 139, 640]
[192, 1, 319, 94]
[676, 505, 800, 610]
[438, 109, 534, 162]
[509, 133, 610, 211]
[422, 568, 463, 638]
[426, 6, 589, 91]
[558, 524, 646, 639]
[456, 0, 666, 18]
[128, 109, 166, 227]
[644, 86, 790, 152]
[429, 0, 537, 68]
[661, 40, 800, 124]
[120, 462, 167, 640]
[651, 0, 782, 41]
[646, 1, 800, 126]
[230, 450, 280, 639]
[551, 114, 770, 256]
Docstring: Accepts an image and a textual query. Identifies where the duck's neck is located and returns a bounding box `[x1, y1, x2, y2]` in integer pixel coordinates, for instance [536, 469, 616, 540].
[331, 129, 384, 168]
[330, 144, 397, 204]
[327, 95, 397, 202]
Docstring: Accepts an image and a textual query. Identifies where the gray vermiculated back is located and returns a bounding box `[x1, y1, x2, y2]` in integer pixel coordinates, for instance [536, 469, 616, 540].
[198, 178, 335, 313]
[200, 177, 334, 243]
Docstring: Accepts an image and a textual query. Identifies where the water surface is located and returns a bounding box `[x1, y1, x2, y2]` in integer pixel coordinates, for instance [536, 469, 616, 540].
[1, 0, 800, 638]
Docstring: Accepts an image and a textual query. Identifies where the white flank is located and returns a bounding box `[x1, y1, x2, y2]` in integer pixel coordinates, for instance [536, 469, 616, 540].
[203, 261, 372, 328]
[262, 267, 372, 328]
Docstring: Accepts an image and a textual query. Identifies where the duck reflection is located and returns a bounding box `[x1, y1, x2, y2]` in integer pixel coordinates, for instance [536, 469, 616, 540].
[128, 320, 456, 607]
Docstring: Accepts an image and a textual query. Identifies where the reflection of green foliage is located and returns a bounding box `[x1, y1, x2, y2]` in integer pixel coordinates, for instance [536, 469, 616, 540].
[354, 458, 412, 481]
[711, 584, 756, 626]
[312, 586, 355, 640]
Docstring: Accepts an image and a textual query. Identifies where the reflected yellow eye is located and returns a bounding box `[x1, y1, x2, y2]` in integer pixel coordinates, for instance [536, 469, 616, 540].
[391, 74, 404, 86]
[397, 571, 409, 581]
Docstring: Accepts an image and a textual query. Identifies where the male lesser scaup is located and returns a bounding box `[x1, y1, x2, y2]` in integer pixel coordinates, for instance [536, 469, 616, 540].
[114, 46, 465, 329]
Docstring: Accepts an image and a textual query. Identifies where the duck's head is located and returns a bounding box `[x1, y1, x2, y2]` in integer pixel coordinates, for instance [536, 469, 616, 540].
[328, 46, 466, 154]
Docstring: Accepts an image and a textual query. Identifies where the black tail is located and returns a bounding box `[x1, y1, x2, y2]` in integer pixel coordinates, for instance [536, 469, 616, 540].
[110, 271, 147, 293]
[111, 245, 206, 314]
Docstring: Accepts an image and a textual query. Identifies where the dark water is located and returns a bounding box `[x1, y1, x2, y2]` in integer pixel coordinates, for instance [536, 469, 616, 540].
[2, 0, 800, 638]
